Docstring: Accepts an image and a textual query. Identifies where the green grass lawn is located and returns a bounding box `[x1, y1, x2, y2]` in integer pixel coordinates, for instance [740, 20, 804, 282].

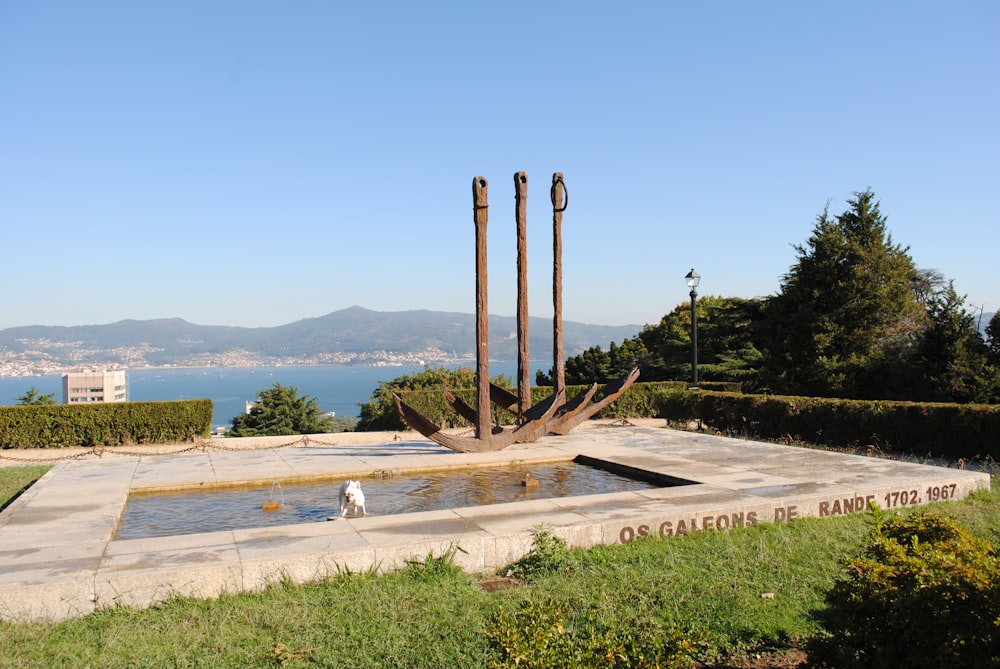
[0, 464, 994, 668]
[0, 465, 50, 513]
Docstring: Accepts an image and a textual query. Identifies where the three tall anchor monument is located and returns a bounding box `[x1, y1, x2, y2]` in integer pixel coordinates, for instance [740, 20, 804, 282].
[393, 172, 639, 452]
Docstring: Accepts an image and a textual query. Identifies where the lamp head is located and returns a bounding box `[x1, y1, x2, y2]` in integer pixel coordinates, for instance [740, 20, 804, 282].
[684, 269, 701, 290]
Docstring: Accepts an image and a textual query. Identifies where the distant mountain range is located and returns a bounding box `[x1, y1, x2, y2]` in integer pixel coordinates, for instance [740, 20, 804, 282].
[0, 306, 643, 374]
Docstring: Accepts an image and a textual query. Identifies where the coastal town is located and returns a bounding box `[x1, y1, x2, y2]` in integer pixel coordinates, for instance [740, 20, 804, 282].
[0, 337, 458, 378]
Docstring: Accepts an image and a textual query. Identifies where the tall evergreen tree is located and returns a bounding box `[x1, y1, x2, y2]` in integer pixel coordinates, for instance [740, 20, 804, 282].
[986, 311, 1000, 366]
[913, 281, 996, 403]
[759, 190, 927, 398]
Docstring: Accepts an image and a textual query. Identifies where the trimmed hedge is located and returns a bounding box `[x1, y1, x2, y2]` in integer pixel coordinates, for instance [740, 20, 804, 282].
[597, 385, 998, 460]
[677, 392, 999, 459]
[387, 382, 998, 460]
[0, 400, 213, 449]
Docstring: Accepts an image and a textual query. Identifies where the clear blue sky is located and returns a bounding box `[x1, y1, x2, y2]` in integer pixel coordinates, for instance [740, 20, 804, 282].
[1, 2, 997, 331]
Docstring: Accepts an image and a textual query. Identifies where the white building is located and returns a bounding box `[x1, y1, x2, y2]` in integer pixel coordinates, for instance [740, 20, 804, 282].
[62, 369, 128, 404]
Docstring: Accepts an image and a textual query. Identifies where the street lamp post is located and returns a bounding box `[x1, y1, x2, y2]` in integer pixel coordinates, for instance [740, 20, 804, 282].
[684, 269, 700, 388]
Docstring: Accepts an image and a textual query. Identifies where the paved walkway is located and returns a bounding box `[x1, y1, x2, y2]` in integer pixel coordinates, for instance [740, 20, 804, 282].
[0, 421, 989, 622]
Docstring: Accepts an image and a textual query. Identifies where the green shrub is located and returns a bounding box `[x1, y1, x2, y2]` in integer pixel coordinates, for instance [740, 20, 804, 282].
[485, 598, 705, 668]
[506, 527, 575, 581]
[808, 509, 1000, 668]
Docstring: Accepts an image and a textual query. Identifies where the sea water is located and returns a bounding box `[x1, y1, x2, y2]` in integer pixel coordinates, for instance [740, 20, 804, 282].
[0, 362, 527, 427]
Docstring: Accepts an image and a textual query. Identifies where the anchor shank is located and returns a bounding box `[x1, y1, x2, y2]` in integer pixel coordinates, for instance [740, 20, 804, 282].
[551, 173, 567, 398]
[514, 171, 531, 419]
[473, 177, 491, 439]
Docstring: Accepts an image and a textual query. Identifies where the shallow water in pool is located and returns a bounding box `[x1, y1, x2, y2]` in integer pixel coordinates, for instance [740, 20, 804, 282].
[113, 462, 661, 540]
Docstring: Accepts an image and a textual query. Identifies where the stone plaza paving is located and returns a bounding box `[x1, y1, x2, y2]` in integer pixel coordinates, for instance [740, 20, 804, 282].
[0, 421, 990, 622]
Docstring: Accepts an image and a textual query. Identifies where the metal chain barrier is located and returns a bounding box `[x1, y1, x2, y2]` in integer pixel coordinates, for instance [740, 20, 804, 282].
[0, 449, 93, 463]
[0, 433, 394, 463]
[201, 437, 306, 452]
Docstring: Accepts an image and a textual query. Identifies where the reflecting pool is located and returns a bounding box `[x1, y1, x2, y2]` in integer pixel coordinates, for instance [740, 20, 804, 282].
[114, 460, 674, 540]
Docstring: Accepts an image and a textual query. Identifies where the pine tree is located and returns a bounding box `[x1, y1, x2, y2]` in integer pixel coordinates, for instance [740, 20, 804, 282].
[759, 190, 927, 398]
[986, 311, 1000, 365]
[915, 284, 998, 403]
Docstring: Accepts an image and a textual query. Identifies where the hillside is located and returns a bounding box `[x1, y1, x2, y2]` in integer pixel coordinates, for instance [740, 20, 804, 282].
[0, 306, 642, 374]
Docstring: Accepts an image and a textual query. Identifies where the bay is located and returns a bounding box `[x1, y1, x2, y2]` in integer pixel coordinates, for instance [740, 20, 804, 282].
[0, 362, 526, 428]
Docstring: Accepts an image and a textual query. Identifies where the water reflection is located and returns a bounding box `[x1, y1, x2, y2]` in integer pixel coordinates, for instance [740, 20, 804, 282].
[114, 462, 659, 540]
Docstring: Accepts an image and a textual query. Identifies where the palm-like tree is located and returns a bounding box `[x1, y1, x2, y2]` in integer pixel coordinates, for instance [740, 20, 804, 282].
[17, 387, 56, 405]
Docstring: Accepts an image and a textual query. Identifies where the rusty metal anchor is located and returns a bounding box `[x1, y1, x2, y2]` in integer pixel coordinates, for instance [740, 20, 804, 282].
[393, 172, 638, 452]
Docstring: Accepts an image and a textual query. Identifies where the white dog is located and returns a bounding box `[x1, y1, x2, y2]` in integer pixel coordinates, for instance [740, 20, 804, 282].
[338, 480, 367, 517]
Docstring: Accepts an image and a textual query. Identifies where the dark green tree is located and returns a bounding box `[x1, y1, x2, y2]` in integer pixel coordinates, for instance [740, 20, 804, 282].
[537, 338, 649, 386]
[229, 383, 336, 436]
[537, 296, 763, 388]
[758, 190, 927, 398]
[16, 387, 56, 405]
[696, 296, 766, 389]
[986, 311, 1000, 366]
[632, 303, 692, 382]
[631, 295, 764, 386]
[912, 283, 998, 403]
